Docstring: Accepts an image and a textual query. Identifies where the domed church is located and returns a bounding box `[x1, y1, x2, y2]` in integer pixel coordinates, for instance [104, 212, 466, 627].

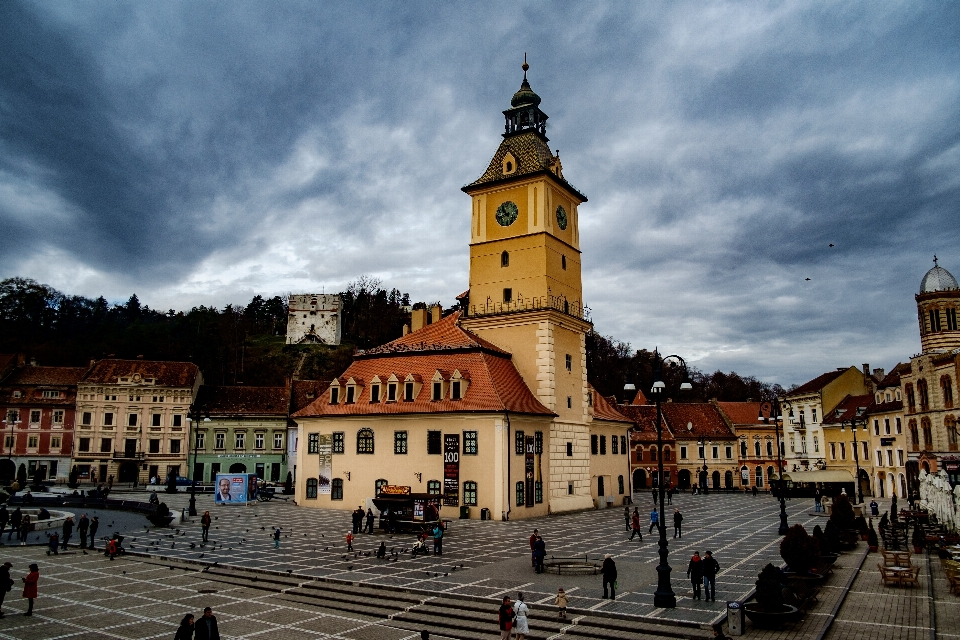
[902, 256, 960, 488]
[292, 64, 633, 520]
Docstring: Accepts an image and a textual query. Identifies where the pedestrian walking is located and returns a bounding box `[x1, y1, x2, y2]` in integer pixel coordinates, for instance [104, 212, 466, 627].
[497, 595, 515, 640]
[432, 522, 444, 555]
[194, 606, 220, 640]
[814, 489, 822, 513]
[201, 511, 211, 542]
[273, 528, 281, 549]
[673, 509, 683, 539]
[649, 507, 659, 534]
[667, 487, 673, 505]
[652, 489, 658, 504]
[0, 505, 8, 539]
[687, 551, 703, 599]
[175, 613, 195, 640]
[533, 536, 546, 573]
[623, 506, 631, 532]
[21, 563, 38, 616]
[345, 531, 354, 551]
[18, 516, 30, 546]
[61, 516, 74, 550]
[630, 511, 643, 541]
[529, 529, 539, 566]
[752, 485, 758, 497]
[554, 587, 568, 619]
[89, 516, 99, 550]
[77, 514, 89, 549]
[46, 532, 59, 556]
[702, 550, 720, 601]
[601, 554, 617, 599]
[870, 499, 879, 517]
[0, 562, 12, 618]
[513, 592, 530, 640]
[8, 508, 21, 541]
[105, 537, 118, 560]
[365, 508, 375, 534]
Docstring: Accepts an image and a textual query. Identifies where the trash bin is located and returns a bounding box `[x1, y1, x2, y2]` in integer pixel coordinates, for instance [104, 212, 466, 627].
[459, 506, 470, 519]
[480, 508, 490, 521]
[727, 601, 743, 636]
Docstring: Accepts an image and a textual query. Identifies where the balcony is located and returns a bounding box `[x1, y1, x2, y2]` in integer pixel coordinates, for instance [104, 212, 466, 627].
[112, 451, 146, 460]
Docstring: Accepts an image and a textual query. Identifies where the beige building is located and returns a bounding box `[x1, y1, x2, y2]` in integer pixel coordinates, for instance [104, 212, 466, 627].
[292, 64, 631, 519]
[715, 401, 782, 491]
[74, 359, 201, 484]
[866, 365, 908, 498]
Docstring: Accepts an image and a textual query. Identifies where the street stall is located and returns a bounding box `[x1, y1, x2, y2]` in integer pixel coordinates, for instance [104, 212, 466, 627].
[372, 486, 444, 534]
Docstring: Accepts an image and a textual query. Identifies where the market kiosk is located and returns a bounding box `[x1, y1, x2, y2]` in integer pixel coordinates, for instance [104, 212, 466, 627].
[372, 486, 444, 534]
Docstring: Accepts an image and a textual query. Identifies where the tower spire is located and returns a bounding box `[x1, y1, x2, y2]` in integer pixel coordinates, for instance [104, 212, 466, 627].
[522, 53, 529, 79]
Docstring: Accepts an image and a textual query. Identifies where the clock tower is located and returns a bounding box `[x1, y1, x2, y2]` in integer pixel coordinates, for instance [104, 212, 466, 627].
[460, 61, 595, 512]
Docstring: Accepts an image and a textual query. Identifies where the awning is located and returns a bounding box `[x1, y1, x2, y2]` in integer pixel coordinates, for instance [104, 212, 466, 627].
[779, 470, 854, 483]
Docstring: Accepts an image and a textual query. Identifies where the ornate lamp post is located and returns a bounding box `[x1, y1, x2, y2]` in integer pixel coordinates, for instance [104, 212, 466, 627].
[650, 350, 691, 609]
[772, 400, 789, 534]
[186, 404, 210, 517]
[3, 414, 22, 460]
[837, 406, 867, 505]
[687, 427, 710, 495]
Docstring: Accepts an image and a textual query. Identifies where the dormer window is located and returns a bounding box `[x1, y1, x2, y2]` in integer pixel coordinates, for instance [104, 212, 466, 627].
[330, 387, 340, 405]
[432, 382, 443, 401]
[387, 383, 397, 402]
[405, 382, 415, 401]
[451, 381, 462, 400]
[371, 385, 380, 403]
[502, 152, 517, 175]
[346, 386, 355, 404]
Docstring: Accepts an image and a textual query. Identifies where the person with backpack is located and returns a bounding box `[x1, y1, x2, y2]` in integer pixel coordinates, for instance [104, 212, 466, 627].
[601, 554, 617, 599]
[702, 550, 721, 601]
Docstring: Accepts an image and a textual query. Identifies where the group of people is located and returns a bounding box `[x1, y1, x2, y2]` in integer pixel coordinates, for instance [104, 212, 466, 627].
[686, 550, 721, 601]
[174, 606, 221, 639]
[0, 506, 32, 545]
[351, 506, 376, 534]
[0, 561, 39, 617]
[528, 529, 546, 572]
[625, 506, 684, 539]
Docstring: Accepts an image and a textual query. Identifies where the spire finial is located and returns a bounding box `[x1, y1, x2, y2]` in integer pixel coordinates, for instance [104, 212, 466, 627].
[934, 254, 939, 267]
[522, 53, 529, 78]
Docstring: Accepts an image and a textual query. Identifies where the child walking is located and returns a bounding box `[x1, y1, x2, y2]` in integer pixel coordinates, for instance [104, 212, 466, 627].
[345, 531, 354, 551]
[554, 587, 568, 619]
[273, 528, 281, 549]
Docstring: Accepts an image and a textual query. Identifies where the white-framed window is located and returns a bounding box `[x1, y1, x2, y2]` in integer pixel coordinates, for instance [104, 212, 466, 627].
[52, 410, 64, 425]
[274, 433, 284, 449]
[50, 436, 61, 450]
[196, 432, 205, 449]
[255, 433, 265, 449]
[29, 410, 41, 424]
[42, 390, 60, 399]
[235, 432, 245, 449]
[215, 432, 225, 449]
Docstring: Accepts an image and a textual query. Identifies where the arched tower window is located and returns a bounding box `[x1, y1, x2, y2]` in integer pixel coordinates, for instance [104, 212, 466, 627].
[918, 379, 929, 411]
[501, 251, 509, 267]
[921, 417, 933, 448]
[909, 419, 919, 451]
[941, 375, 954, 409]
[905, 383, 916, 413]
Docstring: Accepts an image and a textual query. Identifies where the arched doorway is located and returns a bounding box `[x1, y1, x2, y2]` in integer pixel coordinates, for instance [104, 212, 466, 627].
[117, 461, 138, 483]
[677, 469, 691, 490]
[712, 471, 721, 489]
[633, 469, 647, 490]
[229, 463, 247, 473]
[0, 459, 15, 483]
[858, 469, 871, 497]
[877, 472, 886, 498]
[724, 471, 734, 488]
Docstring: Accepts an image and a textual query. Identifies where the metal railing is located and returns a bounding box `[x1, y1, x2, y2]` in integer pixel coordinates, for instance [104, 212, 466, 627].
[466, 295, 590, 322]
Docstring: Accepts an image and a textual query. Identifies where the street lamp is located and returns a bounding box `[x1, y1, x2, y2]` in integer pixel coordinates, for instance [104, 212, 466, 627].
[772, 400, 789, 535]
[649, 350, 692, 609]
[837, 406, 867, 505]
[186, 404, 210, 517]
[3, 415, 22, 460]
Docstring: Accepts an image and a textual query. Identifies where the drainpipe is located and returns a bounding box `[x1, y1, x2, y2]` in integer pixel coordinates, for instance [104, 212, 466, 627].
[503, 411, 511, 521]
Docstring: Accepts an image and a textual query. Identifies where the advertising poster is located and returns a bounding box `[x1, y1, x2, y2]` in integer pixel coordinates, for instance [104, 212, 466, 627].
[525, 435, 535, 508]
[317, 434, 332, 494]
[215, 473, 252, 505]
[443, 433, 460, 506]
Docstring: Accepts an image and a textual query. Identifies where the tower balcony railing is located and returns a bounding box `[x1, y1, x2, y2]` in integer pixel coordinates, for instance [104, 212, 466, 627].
[466, 295, 591, 322]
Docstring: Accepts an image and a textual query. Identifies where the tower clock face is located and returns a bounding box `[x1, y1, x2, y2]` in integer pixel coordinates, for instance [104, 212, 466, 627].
[496, 201, 519, 226]
[555, 205, 568, 230]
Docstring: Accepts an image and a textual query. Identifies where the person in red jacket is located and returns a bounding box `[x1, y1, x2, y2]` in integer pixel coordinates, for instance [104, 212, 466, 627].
[21, 563, 38, 616]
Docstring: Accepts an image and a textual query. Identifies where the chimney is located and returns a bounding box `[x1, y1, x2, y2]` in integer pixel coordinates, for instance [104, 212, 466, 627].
[873, 368, 885, 379]
[430, 304, 442, 324]
[862, 363, 870, 376]
[411, 308, 428, 332]
[402, 324, 410, 336]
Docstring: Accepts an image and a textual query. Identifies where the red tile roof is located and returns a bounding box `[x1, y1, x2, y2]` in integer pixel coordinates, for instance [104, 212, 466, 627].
[0, 354, 17, 381]
[631, 388, 648, 405]
[662, 403, 735, 440]
[787, 369, 848, 397]
[878, 363, 907, 389]
[618, 404, 675, 443]
[589, 386, 631, 423]
[196, 386, 290, 416]
[4, 366, 88, 386]
[715, 401, 764, 426]
[357, 312, 509, 357]
[82, 359, 200, 387]
[290, 380, 329, 413]
[821, 394, 874, 425]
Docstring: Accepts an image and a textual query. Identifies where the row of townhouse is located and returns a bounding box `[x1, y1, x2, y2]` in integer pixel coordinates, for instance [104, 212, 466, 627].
[779, 258, 960, 500]
[0, 355, 323, 485]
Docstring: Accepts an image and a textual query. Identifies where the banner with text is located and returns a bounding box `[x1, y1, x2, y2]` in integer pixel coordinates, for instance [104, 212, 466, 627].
[443, 433, 460, 506]
[317, 434, 332, 494]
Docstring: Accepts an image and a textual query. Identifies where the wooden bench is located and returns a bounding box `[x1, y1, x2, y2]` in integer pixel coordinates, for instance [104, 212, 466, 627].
[544, 555, 602, 575]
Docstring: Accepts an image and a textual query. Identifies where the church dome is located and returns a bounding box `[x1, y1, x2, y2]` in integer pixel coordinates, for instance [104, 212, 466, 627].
[920, 263, 959, 293]
[511, 77, 541, 108]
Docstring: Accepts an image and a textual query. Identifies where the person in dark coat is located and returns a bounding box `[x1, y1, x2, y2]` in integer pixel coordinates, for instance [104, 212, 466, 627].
[376, 541, 387, 559]
[0, 562, 12, 617]
[365, 508, 375, 534]
[17, 516, 30, 546]
[652, 489, 658, 504]
[601, 554, 617, 599]
[201, 511, 211, 542]
[351, 507, 364, 534]
[61, 516, 74, 550]
[630, 511, 643, 541]
[88, 516, 99, 550]
[752, 485, 758, 497]
[47, 532, 59, 556]
[673, 509, 683, 539]
[702, 550, 720, 601]
[194, 606, 220, 640]
[77, 514, 89, 549]
[533, 536, 546, 573]
[687, 551, 704, 599]
[497, 596, 514, 640]
[8, 508, 21, 541]
[21, 563, 38, 616]
[0, 505, 8, 538]
[175, 613, 195, 640]
[623, 506, 631, 532]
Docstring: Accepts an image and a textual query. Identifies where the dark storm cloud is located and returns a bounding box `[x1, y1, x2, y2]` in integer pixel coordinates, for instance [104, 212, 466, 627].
[1, 1, 959, 385]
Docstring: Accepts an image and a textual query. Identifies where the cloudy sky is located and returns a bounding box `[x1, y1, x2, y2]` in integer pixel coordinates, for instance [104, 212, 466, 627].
[2, 1, 959, 386]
